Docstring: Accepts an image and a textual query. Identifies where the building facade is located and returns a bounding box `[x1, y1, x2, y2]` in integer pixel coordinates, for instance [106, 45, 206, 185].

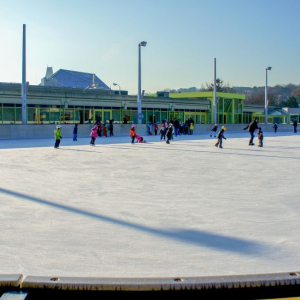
[0, 83, 291, 125]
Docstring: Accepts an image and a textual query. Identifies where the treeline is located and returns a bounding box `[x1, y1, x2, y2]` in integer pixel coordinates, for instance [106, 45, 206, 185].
[163, 80, 300, 107]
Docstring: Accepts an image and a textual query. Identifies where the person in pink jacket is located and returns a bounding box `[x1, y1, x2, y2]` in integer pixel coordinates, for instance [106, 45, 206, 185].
[90, 124, 98, 146]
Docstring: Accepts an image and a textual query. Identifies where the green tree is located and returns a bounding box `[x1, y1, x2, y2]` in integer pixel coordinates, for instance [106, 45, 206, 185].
[203, 78, 236, 93]
[283, 95, 299, 108]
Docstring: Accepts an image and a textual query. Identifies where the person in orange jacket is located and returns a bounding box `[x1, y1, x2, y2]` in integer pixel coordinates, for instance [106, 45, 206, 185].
[103, 123, 107, 137]
[130, 124, 136, 144]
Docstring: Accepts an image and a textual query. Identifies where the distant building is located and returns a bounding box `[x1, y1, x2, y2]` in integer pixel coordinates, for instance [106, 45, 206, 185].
[40, 67, 110, 90]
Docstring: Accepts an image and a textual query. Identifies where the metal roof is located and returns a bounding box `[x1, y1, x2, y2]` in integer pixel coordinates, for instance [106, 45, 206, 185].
[42, 69, 110, 90]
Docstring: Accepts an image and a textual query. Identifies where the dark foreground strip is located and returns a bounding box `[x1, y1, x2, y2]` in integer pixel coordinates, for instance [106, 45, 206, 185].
[1, 272, 300, 299]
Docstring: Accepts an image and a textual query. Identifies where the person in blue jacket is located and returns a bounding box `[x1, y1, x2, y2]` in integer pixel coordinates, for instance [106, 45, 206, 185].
[73, 124, 78, 141]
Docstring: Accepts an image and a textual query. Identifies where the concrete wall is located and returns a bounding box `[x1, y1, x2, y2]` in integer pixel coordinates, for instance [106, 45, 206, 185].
[0, 124, 295, 140]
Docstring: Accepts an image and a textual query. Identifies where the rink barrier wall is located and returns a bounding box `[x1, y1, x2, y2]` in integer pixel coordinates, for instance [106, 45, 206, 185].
[0, 124, 295, 140]
[20, 272, 300, 291]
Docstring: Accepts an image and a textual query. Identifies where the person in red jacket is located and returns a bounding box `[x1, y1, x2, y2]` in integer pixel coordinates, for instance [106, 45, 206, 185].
[103, 123, 107, 137]
[130, 124, 136, 144]
[154, 123, 159, 135]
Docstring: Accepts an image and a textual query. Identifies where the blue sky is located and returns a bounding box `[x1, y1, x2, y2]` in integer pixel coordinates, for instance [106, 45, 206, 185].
[0, 0, 299, 94]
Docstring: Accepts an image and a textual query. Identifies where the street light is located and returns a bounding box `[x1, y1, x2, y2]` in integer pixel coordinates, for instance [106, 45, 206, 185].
[265, 66, 272, 125]
[138, 41, 147, 124]
[113, 83, 121, 95]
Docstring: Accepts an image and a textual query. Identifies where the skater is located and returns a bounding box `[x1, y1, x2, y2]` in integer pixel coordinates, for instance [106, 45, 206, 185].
[54, 125, 62, 149]
[215, 126, 226, 149]
[103, 123, 108, 137]
[293, 119, 297, 133]
[135, 135, 147, 143]
[147, 123, 153, 135]
[210, 124, 218, 137]
[97, 123, 102, 137]
[166, 124, 173, 144]
[109, 119, 114, 136]
[90, 124, 98, 146]
[174, 118, 180, 136]
[73, 124, 78, 141]
[273, 123, 278, 133]
[190, 121, 194, 135]
[258, 127, 264, 147]
[160, 123, 166, 140]
[244, 117, 258, 145]
[130, 124, 136, 144]
[154, 122, 158, 135]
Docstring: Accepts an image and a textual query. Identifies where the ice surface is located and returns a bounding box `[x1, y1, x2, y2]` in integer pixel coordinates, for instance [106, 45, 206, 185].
[0, 132, 299, 278]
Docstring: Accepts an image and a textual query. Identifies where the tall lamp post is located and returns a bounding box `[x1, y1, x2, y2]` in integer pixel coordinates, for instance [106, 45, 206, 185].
[265, 67, 272, 125]
[113, 83, 121, 95]
[213, 58, 217, 125]
[138, 41, 147, 124]
[22, 24, 27, 125]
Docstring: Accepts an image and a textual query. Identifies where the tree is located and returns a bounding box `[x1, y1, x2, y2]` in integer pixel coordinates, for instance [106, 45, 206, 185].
[282, 95, 299, 108]
[203, 78, 236, 93]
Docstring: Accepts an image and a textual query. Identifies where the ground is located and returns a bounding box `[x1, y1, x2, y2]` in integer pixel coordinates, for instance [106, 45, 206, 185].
[0, 132, 299, 278]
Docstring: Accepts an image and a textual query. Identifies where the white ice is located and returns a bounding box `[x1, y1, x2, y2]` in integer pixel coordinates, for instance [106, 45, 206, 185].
[0, 132, 299, 278]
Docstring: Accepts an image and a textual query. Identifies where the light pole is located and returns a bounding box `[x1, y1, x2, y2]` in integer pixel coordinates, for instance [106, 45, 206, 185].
[213, 58, 217, 125]
[265, 67, 272, 125]
[22, 24, 27, 125]
[138, 41, 147, 124]
[113, 83, 121, 95]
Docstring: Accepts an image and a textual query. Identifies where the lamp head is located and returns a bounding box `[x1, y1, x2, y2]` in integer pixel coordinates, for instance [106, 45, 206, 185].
[266, 67, 272, 70]
[139, 41, 147, 47]
[113, 83, 118, 86]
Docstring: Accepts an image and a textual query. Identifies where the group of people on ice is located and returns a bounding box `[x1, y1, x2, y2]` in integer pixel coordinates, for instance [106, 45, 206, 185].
[54, 117, 297, 149]
[90, 120, 114, 146]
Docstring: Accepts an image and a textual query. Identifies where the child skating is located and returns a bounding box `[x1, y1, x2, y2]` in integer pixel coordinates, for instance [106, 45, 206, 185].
[90, 124, 98, 146]
[103, 124, 108, 137]
[215, 126, 226, 149]
[210, 124, 218, 137]
[73, 124, 78, 141]
[54, 125, 62, 149]
[258, 127, 264, 147]
[160, 124, 166, 140]
[166, 124, 173, 144]
[130, 124, 136, 144]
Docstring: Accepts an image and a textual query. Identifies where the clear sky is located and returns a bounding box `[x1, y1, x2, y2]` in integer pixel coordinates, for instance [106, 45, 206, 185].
[0, 0, 299, 94]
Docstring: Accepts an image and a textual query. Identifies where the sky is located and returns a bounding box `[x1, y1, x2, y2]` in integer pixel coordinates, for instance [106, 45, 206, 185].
[0, 0, 300, 95]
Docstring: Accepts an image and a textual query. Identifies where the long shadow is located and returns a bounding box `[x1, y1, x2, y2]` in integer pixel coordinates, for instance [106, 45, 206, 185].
[0, 187, 267, 256]
[139, 145, 300, 160]
[59, 148, 102, 153]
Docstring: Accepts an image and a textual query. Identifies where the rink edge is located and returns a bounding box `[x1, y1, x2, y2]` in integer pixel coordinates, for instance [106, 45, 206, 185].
[14, 271, 300, 291]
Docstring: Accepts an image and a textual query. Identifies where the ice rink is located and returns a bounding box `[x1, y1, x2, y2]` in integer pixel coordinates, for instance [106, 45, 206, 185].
[0, 132, 299, 278]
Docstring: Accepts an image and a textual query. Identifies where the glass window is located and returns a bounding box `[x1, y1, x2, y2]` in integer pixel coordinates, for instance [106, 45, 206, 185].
[27, 107, 39, 124]
[63, 109, 74, 124]
[84, 108, 93, 124]
[161, 111, 167, 122]
[141, 110, 146, 124]
[49, 107, 60, 124]
[39, 106, 50, 124]
[112, 109, 121, 123]
[131, 110, 138, 124]
[217, 98, 223, 113]
[15, 107, 22, 124]
[3, 107, 15, 124]
[122, 110, 131, 124]
[75, 108, 83, 124]
[154, 111, 161, 123]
